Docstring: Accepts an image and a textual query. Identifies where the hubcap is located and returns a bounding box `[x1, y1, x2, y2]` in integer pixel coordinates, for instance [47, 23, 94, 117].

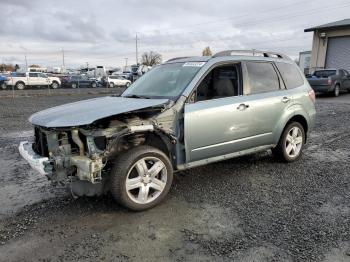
[126, 157, 167, 204]
[285, 127, 303, 158]
[17, 83, 24, 90]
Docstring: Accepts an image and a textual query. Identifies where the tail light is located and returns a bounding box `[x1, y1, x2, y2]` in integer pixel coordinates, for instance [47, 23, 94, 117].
[327, 78, 332, 85]
[308, 89, 316, 103]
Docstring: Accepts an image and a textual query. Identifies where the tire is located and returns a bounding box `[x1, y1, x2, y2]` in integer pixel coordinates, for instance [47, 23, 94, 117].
[71, 83, 77, 89]
[16, 82, 25, 90]
[51, 81, 59, 89]
[110, 146, 173, 211]
[91, 82, 97, 88]
[272, 122, 305, 162]
[109, 82, 114, 88]
[333, 84, 340, 97]
[125, 82, 131, 88]
[1, 82, 6, 90]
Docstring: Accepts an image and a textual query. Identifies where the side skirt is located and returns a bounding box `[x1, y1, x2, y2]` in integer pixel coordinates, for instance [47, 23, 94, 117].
[176, 144, 274, 171]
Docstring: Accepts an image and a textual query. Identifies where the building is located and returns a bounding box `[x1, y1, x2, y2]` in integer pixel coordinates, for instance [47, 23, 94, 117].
[304, 19, 350, 73]
[298, 51, 311, 75]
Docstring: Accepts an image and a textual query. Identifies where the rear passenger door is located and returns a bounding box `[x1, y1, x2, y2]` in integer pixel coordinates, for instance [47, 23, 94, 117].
[238, 61, 291, 146]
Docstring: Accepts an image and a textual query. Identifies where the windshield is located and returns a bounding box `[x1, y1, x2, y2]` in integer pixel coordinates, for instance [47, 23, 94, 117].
[313, 70, 336, 78]
[122, 62, 202, 99]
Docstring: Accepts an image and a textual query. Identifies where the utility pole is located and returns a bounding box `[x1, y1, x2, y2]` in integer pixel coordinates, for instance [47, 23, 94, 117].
[25, 55, 28, 71]
[62, 48, 66, 73]
[124, 58, 128, 71]
[135, 33, 139, 65]
[86, 62, 89, 69]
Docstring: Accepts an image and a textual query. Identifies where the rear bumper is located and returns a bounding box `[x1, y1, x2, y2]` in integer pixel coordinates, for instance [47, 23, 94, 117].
[310, 85, 333, 93]
[18, 141, 49, 176]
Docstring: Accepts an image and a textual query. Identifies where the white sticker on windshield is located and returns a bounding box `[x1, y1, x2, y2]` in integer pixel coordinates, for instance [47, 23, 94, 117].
[183, 62, 206, 67]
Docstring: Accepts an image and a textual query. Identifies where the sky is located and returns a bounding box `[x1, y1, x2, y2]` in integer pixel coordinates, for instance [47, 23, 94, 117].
[1, 0, 350, 69]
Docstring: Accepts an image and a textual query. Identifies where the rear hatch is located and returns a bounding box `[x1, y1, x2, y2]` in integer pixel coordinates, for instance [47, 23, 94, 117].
[307, 70, 336, 86]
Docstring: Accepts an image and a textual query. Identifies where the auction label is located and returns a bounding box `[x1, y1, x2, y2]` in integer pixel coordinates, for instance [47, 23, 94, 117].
[183, 62, 206, 67]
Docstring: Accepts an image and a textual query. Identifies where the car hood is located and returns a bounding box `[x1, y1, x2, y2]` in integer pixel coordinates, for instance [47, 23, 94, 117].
[29, 96, 169, 128]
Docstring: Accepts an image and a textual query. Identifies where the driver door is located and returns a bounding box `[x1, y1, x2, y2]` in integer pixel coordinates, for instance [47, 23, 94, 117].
[184, 63, 250, 162]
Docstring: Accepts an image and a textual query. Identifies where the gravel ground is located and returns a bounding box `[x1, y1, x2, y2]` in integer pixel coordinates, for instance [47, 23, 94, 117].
[0, 91, 349, 262]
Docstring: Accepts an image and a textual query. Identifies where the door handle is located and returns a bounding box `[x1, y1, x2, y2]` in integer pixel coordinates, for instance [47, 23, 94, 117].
[237, 103, 249, 110]
[281, 97, 291, 103]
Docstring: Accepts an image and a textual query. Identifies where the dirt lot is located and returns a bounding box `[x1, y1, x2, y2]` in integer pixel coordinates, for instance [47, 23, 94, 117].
[0, 90, 349, 262]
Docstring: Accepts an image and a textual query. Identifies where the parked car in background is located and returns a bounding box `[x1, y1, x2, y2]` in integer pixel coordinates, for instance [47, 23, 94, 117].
[6, 72, 61, 90]
[306, 69, 350, 96]
[61, 75, 98, 88]
[19, 50, 316, 211]
[107, 75, 131, 87]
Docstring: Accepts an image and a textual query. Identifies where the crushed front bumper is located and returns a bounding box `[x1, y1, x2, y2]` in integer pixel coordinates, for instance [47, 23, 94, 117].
[18, 141, 50, 176]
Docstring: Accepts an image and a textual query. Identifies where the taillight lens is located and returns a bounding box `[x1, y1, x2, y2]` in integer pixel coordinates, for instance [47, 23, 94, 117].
[308, 89, 316, 103]
[327, 78, 332, 85]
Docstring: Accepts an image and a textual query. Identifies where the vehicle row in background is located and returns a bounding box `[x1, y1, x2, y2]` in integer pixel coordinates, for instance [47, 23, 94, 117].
[306, 69, 350, 96]
[0, 64, 151, 90]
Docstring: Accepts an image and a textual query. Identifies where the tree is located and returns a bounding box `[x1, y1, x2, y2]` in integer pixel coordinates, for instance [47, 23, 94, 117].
[202, 46, 212, 56]
[141, 51, 162, 66]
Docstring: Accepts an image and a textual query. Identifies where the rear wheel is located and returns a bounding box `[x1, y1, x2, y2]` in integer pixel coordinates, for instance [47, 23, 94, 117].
[16, 82, 25, 90]
[272, 122, 305, 162]
[91, 82, 97, 88]
[1, 82, 6, 90]
[51, 81, 59, 89]
[333, 84, 340, 97]
[110, 146, 173, 211]
[109, 82, 114, 88]
[71, 83, 77, 89]
[125, 82, 131, 88]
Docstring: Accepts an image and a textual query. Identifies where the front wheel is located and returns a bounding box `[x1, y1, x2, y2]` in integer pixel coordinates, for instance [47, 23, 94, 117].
[91, 82, 97, 88]
[125, 82, 131, 88]
[272, 122, 305, 162]
[71, 83, 77, 89]
[109, 82, 114, 88]
[110, 146, 173, 211]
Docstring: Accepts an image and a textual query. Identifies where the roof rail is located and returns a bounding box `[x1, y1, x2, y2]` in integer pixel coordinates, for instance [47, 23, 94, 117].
[212, 50, 291, 60]
[166, 57, 191, 62]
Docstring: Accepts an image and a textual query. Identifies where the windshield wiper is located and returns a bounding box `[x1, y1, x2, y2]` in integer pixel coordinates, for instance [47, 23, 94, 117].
[123, 94, 150, 99]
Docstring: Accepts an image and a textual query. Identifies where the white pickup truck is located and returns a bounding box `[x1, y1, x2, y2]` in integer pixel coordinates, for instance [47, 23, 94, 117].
[6, 72, 61, 90]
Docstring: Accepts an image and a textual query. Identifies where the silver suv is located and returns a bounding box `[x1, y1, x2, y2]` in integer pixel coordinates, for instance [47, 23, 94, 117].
[19, 50, 316, 211]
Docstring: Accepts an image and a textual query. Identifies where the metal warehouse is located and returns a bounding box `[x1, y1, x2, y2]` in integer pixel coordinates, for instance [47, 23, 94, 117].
[305, 18, 350, 73]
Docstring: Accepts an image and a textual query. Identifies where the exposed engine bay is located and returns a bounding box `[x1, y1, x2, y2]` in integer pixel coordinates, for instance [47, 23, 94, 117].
[30, 97, 185, 196]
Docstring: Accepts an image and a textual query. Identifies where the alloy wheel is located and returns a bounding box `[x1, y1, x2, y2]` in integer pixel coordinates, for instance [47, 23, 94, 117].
[125, 157, 167, 204]
[285, 126, 303, 158]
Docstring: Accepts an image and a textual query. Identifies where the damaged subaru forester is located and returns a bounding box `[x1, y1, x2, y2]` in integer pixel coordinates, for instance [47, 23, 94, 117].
[19, 50, 316, 211]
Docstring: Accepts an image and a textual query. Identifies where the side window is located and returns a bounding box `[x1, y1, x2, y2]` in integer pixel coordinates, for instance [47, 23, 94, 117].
[344, 70, 349, 76]
[275, 62, 304, 89]
[196, 64, 240, 102]
[29, 73, 38, 77]
[246, 62, 280, 94]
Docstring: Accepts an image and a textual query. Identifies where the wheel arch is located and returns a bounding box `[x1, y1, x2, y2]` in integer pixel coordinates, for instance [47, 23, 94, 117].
[275, 114, 309, 145]
[115, 131, 175, 167]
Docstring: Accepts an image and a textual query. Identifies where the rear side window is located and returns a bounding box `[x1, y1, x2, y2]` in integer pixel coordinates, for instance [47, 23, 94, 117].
[313, 70, 336, 78]
[276, 62, 304, 89]
[246, 62, 280, 94]
[29, 73, 38, 77]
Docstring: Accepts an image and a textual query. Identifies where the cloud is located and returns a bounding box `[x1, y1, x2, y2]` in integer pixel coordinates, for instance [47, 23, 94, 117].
[0, 0, 349, 67]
